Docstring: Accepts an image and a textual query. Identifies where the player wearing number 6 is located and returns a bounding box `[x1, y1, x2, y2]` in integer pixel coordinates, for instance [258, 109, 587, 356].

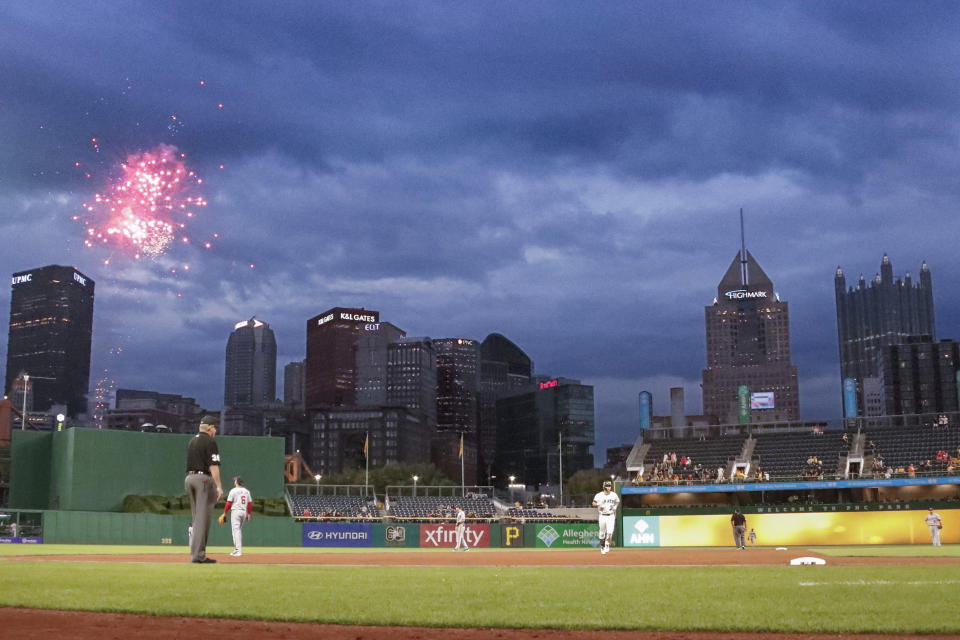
[592, 480, 620, 555]
[220, 476, 252, 556]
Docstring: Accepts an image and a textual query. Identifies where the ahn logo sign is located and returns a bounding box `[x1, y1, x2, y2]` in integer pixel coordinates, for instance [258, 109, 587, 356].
[623, 516, 660, 547]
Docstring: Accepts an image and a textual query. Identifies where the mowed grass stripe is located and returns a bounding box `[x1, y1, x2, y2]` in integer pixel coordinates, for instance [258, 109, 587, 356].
[1, 563, 959, 633]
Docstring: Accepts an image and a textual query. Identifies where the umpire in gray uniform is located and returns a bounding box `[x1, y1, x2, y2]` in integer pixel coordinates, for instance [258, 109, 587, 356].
[730, 509, 747, 550]
[185, 415, 223, 563]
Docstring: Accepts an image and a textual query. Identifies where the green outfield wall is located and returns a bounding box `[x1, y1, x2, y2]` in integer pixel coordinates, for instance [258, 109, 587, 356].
[10, 428, 286, 511]
[40, 511, 302, 546]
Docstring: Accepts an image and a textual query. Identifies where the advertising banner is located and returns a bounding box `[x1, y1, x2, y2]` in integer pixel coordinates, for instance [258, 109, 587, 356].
[534, 523, 600, 548]
[419, 523, 490, 549]
[638, 391, 652, 429]
[650, 509, 960, 546]
[302, 522, 373, 547]
[622, 516, 661, 547]
[843, 378, 857, 418]
[501, 523, 524, 547]
[738, 385, 750, 424]
[372, 523, 419, 547]
[0, 537, 42, 544]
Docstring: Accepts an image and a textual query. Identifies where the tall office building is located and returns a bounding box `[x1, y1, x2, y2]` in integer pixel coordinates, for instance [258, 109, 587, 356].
[434, 338, 480, 433]
[882, 338, 959, 416]
[835, 255, 935, 416]
[701, 243, 799, 423]
[305, 307, 380, 408]
[5, 265, 95, 417]
[283, 360, 305, 411]
[224, 317, 277, 407]
[479, 333, 533, 471]
[495, 377, 594, 487]
[386, 337, 437, 428]
[355, 322, 407, 405]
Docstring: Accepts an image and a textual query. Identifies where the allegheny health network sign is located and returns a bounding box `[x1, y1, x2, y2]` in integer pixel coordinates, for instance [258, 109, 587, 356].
[534, 523, 600, 548]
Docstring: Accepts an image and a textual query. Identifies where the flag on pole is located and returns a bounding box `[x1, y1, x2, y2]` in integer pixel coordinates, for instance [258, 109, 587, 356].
[364, 433, 369, 458]
[458, 433, 463, 458]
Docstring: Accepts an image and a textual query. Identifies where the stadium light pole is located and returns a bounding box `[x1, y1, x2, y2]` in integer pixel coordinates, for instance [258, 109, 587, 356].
[412, 475, 418, 496]
[314, 474, 321, 494]
[20, 374, 28, 430]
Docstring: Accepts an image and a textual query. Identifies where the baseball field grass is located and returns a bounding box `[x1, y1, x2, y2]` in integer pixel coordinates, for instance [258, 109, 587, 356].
[1, 546, 959, 633]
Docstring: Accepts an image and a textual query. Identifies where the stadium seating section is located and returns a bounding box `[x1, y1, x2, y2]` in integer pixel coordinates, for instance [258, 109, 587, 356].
[752, 432, 848, 479]
[388, 496, 497, 518]
[863, 425, 960, 474]
[289, 495, 376, 518]
[642, 434, 746, 478]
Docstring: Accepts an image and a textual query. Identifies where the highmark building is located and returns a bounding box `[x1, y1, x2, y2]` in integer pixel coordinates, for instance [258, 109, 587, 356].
[701, 247, 799, 424]
[5, 265, 95, 418]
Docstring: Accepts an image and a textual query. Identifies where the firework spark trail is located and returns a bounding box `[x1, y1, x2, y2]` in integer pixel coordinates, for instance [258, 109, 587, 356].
[78, 143, 208, 261]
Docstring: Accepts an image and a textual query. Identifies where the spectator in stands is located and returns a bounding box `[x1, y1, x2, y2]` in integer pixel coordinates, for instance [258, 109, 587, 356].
[907, 464, 916, 478]
[716, 466, 725, 482]
[922, 460, 933, 474]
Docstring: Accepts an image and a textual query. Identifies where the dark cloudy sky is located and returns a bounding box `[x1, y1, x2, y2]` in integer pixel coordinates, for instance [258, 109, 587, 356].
[2, 2, 959, 461]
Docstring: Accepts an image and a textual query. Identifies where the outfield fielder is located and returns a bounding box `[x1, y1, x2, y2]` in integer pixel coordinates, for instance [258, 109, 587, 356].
[453, 505, 468, 551]
[592, 480, 620, 555]
[220, 476, 252, 556]
[925, 507, 943, 547]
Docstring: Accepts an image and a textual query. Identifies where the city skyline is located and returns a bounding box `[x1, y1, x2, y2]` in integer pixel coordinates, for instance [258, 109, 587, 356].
[3, 3, 960, 461]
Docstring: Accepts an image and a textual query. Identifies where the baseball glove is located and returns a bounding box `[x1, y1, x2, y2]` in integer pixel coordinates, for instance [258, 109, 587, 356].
[218, 513, 226, 526]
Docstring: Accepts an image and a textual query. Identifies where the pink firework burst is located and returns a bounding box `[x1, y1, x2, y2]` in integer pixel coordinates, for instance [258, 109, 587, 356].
[80, 144, 207, 259]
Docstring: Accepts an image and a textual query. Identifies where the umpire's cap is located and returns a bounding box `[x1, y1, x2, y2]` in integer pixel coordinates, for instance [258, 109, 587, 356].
[200, 414, 219, 427]
[234, 476, 244, 486]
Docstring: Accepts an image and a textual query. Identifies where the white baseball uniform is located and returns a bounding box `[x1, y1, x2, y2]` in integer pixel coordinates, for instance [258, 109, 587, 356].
[454, 508, 468, 550]
[225, 486, 252, 554]
[925, 511, 943, 547]
[593, 489, 620, 553]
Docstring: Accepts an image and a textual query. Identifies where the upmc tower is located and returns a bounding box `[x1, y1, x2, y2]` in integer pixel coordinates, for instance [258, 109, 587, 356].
[305, 307, 380, 408]
[5, 265, 95, 417]
[701, 236, 799, 424]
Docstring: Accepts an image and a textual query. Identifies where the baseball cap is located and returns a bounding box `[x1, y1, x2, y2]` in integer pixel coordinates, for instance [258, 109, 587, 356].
[603, 480, 612, 487]
[234, 476, 244, 486]
[200, 414, 219, 427]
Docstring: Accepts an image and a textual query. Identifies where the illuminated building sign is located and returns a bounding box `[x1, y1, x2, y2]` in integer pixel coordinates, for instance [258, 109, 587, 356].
[317, 311, 378, 326]
[364, 323, 380, 331]
[724, 289, 768, 300]
[456, 339, 475, 345]
[539, 379, 559, 390]
[73, 272, 88, 286]
[234, 318, 265, 330]
[11, 274, 33, 285]
[341, 312, 376, 322]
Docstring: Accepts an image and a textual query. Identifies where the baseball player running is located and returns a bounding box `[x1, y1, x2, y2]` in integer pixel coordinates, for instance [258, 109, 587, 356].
[925, 507, 943, 547]
[220, 476, 252, 556]
[453, 505, 469, 551]
[592, 480, 620, 555]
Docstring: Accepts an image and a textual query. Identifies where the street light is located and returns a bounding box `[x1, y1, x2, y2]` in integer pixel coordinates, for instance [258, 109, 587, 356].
[412, 475, 419, 496]
[56, 413, 65, 432]
[18, 373, 55, 430]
